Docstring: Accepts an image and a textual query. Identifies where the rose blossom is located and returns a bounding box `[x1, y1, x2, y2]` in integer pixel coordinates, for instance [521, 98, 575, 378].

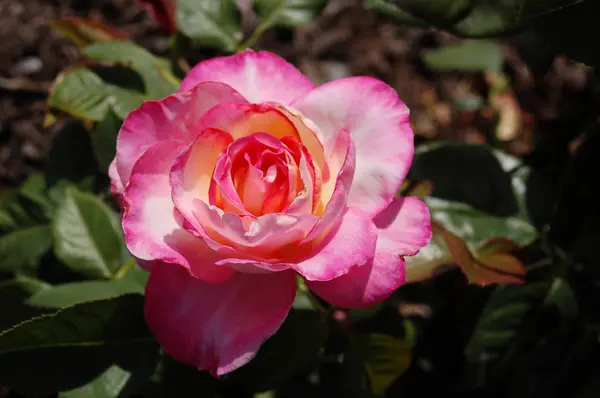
[109, 50, 431, 376]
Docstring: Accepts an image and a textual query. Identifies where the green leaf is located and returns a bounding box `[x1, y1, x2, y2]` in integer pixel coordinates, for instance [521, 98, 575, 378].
[0, 295, 158, 396]
[426, 197, 537, 250]
[19, 173, 55, 220]
[27, 280, 144, 309]
[363, 334, 411, 395]
[344, 333, 412, 397]
[53, 187, 125, 278]
[464, 279, 562, 362]
[366, 0, 599, 67]
[411, 142, 519, 217]
[0, 277, 50, 331]
[0, 225, 53, 273]
[491, 149, 554, 229]
[404, 232, 453, 283]
[0, 190, 45, 232]
[254, 0, 327, 30]
[423, 40, 503, 73]
[59, 364, 151, 398]
[92, 110, 122, 173]
[365, 0, 589, 37]
[226, 309, 329, 392]
[542, 277, 578, 320]
[49, 17, 129, 48]
[83, 41, 179, 99]
[176, 0, 242, 51]
[405, 196, 537, 284]
[48, 66, 147, 121]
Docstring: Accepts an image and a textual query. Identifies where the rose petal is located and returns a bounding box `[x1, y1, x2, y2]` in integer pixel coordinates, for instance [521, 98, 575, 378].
[180, 50, 315, 105]
[306, 197, 432, 308]
[291, 208, 377, 281]
[115, 82, 246, 190]
[192, 201, 319, 259]
[171, 128, 233, 206]
[373, 196, 432, 257]
[293, 77, 414, 218]
[145, 262, 296, 376]
[197, 103, 301, 142]
[108, 157, 124, 198]
[305, 253, 406, 309]
[300, 128, 355, 244]
[123, 140, 234, 283]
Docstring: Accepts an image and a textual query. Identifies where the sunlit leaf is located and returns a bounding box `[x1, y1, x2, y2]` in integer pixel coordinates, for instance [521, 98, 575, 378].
[83, 41, 179, 99]
[426, 197, 537, 250]
[27, 280, 144, 309]
[49, 18, 129, 48]
[176, 0, 242, 52]
[52, 187, 125, 278]
[48, 66, 147, 121]
[405, 232, 454, 283]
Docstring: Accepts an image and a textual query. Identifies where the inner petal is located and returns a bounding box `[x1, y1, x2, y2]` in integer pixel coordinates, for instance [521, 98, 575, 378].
[210, 132, 304, 216]
[198, 103, 302, 142]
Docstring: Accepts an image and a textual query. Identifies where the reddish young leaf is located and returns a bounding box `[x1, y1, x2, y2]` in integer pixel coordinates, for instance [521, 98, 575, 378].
[477, 237, 520, 257]
[49, 18, 129, 48]
[470, 254, 526, 286]
[431, 221, 474, 270]
[136, 0, 177, 34]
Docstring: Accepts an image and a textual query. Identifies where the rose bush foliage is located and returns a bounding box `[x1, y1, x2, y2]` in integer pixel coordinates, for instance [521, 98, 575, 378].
[109, 50, 431, 376]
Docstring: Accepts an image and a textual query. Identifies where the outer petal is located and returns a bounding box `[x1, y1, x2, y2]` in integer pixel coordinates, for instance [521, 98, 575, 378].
[116, 82, 246, 189]
[373, 196, 432, 257]
[180, 50, 315, 105]
[123, 140, 234, 283]
[108, 158, 124, 198]
[306, 253, 406, 309]
[306, 197, 432, 308]
[291, 208, 377, 281]
[145, 263, 297, 375]
[292, 77, 414, 218]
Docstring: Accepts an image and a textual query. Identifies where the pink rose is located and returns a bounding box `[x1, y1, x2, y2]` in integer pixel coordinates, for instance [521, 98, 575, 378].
[109, 50, 431, 376]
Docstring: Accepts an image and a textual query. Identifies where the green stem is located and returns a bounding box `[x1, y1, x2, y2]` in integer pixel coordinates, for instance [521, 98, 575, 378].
[236, 22, 270, 52]
[112, 257, 136, 280]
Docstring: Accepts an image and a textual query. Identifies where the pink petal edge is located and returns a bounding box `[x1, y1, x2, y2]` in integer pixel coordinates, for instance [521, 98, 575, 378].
[292, 77, 414, 218]
[122, 140, 234, 283]
[180, 50, 315, 105]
